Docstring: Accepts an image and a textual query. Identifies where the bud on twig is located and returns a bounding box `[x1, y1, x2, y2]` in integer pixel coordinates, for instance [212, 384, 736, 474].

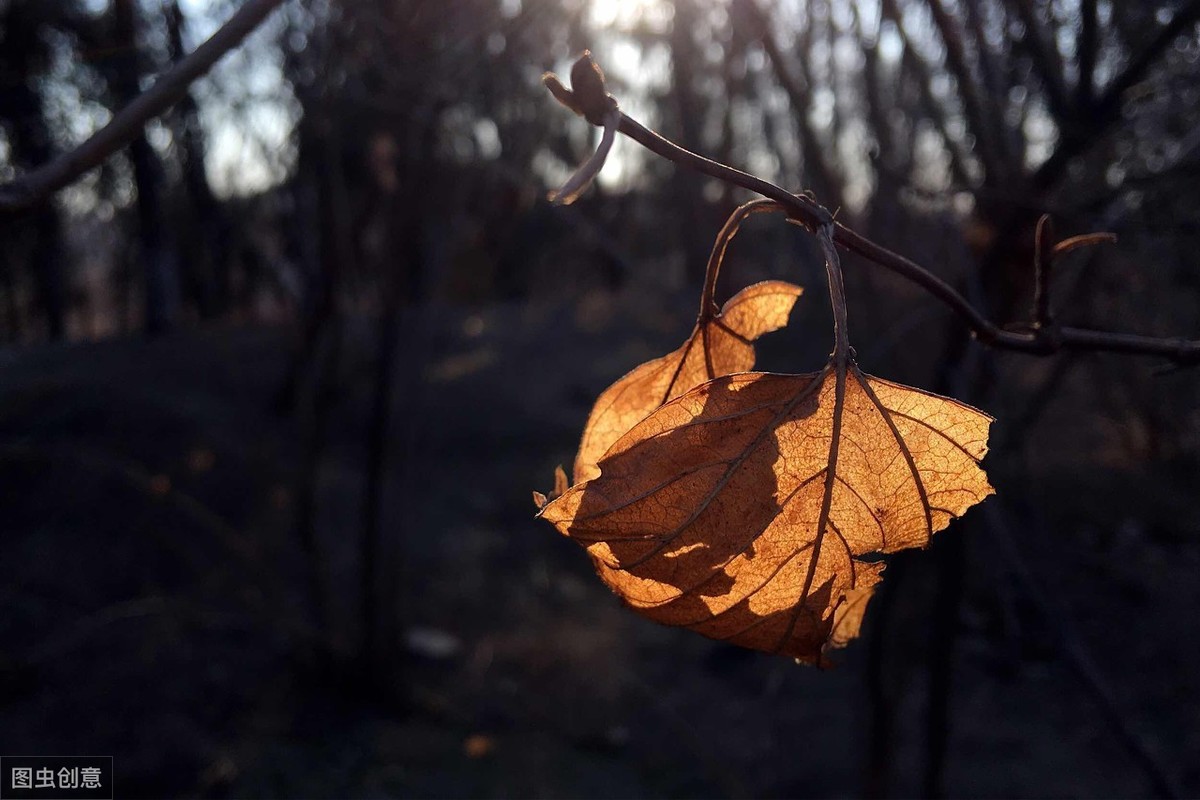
[543, 52, 621, 205]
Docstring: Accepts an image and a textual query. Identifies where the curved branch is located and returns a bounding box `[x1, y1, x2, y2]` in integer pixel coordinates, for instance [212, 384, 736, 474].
[547, 54, 1200, 367]
[0, 0, 286, 215]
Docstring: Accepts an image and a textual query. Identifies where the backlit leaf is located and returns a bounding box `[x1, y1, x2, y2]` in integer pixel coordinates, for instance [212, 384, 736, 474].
[573, 280, 802, 483]
[542, 365, 993, 663]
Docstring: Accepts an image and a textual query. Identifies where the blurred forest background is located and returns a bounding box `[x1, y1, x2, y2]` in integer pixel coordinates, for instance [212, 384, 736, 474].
[2, 0, 1199, 796]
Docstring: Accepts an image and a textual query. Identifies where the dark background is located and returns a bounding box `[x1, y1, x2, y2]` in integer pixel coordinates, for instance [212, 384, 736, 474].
[2, 0, 1199, 796]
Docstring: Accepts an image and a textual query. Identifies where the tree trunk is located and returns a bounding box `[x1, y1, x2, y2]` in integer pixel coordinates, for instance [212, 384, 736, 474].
[112, 0, 179, 335]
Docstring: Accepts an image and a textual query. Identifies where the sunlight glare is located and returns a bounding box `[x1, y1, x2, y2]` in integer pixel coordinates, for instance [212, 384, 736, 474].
[588, 0, 667, 29]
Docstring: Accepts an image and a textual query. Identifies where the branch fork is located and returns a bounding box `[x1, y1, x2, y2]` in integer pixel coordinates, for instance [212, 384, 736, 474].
[544, 52, 1200, 367]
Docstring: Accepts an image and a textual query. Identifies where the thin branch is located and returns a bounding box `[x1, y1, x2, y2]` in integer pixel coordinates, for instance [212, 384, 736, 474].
[818, 224, 851, 362]
[1032, 214, 1056, 329]
[1030, 218, 1117, 331]
[545, 53, 1200, 366]
[699, 199, 782, 319]
[0, 0, 287, 215]
[547, 108, 620, 205]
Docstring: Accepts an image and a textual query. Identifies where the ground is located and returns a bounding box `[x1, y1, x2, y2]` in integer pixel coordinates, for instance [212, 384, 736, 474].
[1, 292, 1197, 798]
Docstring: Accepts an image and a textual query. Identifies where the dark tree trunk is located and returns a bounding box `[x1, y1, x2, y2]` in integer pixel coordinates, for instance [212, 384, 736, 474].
[111, 0, 179, 335]
[166, 0, 228, 319]
[0, 2, 66, 339]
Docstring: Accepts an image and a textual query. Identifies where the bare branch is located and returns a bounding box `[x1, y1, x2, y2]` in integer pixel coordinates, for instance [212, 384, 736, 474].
[546, 105, 619, 205]
[1032, 214, 1056, 329]
[1028, 216, 1118, 333]
[545, 54, 1200, 366]
[0, 0, 286, 215]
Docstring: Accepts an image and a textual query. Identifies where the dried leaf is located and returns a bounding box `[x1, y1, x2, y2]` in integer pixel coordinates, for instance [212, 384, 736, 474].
[573, 280, 802, 483]
[533, 465, 570, 510]
[541, 365, 993, 663]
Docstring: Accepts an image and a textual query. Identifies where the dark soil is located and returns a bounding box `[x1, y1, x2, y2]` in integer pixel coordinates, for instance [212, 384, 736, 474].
[2, 293, 1197, 798]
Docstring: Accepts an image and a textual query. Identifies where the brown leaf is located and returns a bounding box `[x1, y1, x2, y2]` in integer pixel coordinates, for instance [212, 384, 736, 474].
[573, 280, 802, 483]
[541, 365, 993, 663]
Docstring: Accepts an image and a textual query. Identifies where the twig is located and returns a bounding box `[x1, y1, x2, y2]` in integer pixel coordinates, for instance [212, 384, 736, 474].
[0, 0, 286, 215]
[1032, 214, 1056, 329]
[544, 53, 1200, 366]
[1054, 231, 1118, 257]
[548, 108, 620, 205]
[699, 199, 782, 319]
[1031, 216, 1118, 332]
